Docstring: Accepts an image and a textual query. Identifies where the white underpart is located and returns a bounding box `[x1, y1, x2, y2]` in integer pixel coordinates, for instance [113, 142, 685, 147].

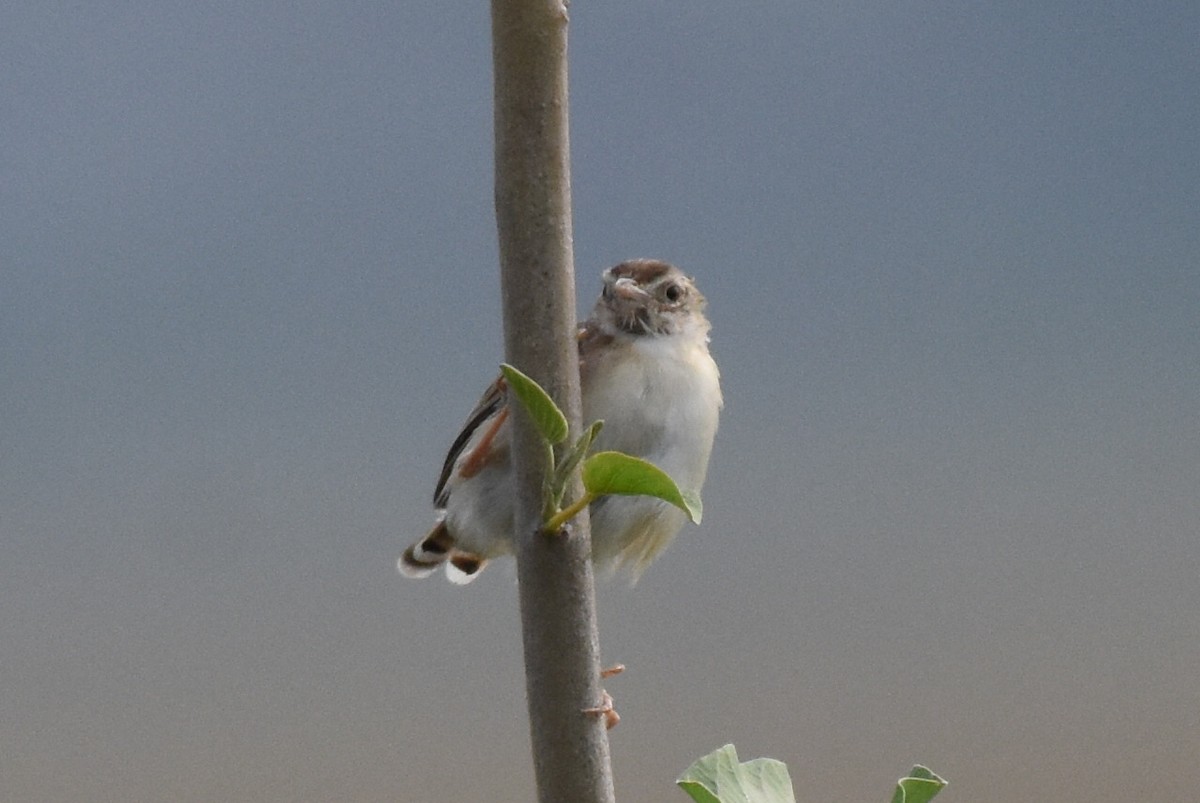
[583, 322, 722, 574]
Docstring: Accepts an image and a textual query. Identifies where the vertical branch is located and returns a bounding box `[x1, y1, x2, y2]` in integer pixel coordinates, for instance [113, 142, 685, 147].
[491, 2, 616, 802]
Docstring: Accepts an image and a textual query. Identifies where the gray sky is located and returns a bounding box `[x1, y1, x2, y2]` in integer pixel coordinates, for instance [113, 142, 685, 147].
[3, 2, 1198, 801]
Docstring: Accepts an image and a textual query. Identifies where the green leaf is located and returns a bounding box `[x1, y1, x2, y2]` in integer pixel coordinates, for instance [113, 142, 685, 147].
[678, 744, 795, 803]
[551, 420, 605, 503]
[680, 488, 704, 524]
[582, 451, 703, 524]
[499, 363, 568, 445]
[540, 439, 558, 521]
[890, 766, 948, 803]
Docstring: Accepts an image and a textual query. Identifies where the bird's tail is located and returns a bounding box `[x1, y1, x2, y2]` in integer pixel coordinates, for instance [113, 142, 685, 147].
[397, 521, 487, 584]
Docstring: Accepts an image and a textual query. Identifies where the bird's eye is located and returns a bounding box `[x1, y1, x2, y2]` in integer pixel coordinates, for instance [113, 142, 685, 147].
[663, 283, 683, 302]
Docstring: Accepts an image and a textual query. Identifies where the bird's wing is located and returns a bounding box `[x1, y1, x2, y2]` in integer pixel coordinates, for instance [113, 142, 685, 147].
[435, 326, 612, 509]
[433, 375, 507, 508]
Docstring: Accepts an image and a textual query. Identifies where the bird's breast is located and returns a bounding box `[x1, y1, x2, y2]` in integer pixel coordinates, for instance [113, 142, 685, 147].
[583, 334, 721, 492]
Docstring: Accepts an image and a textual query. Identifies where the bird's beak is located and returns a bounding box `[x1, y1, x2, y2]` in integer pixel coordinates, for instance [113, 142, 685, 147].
[610, 277, 648, 302]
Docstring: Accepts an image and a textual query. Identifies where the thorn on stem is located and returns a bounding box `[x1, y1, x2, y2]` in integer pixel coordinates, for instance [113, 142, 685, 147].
[582, 691, 620, 730]
[581, 663, 626, 729]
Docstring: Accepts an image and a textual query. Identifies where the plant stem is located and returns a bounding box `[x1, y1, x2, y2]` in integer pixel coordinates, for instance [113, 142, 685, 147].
[545, 492, 596, 534]
[492, 1, 615, 801]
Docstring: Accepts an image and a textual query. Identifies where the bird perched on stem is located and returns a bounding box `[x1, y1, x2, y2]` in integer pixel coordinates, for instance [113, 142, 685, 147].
[399, 259, 721, 583]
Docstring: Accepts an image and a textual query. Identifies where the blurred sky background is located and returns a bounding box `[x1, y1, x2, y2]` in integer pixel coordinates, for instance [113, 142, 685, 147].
[3, 2, 1198, 801]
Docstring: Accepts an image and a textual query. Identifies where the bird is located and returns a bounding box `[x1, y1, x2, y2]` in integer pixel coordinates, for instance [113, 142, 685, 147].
[398, 258, 721, 583]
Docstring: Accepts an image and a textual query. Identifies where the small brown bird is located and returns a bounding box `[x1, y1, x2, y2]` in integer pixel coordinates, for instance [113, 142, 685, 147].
[398, 259, 722, 583]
